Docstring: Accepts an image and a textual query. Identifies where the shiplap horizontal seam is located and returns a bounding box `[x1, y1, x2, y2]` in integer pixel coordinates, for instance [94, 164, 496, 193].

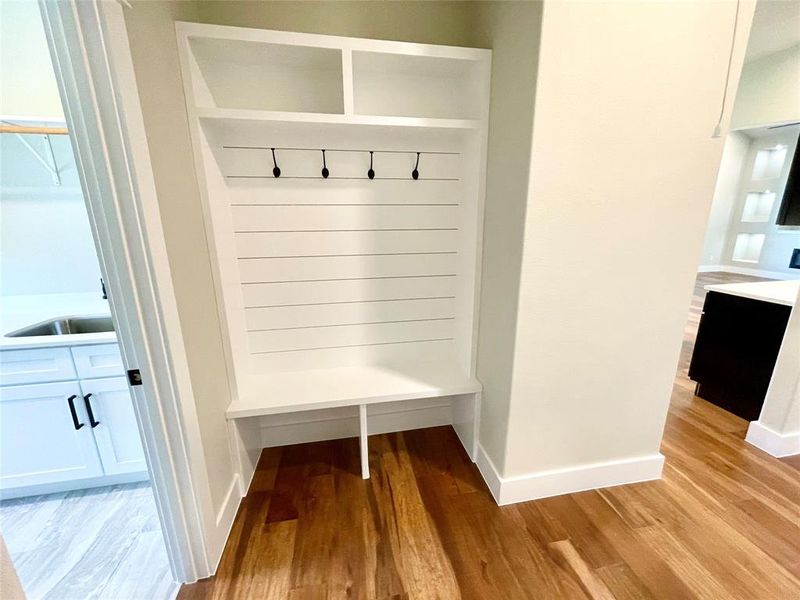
[235, 228, 459, 233]
[226, 176, 460, 181]
[222, 147, 461, 155]
[245, 295, 456, 309]
[248, 317, 456, 332]
[238, 252, 458, 259]
[250, 337, 454, 354]
[230, 203, 460, 206]
[241, 274, 457, 285]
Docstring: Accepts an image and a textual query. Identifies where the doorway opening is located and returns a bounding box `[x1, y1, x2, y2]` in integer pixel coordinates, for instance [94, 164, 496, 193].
[678, 0, 800, 445]
[0, 3, 175, 598]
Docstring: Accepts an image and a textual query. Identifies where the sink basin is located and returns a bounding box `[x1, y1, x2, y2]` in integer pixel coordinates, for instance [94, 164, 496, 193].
[5, 316, 115, 337]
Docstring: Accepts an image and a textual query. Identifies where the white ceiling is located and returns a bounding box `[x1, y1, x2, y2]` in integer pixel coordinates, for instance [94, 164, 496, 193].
[745, 0, 800, 63]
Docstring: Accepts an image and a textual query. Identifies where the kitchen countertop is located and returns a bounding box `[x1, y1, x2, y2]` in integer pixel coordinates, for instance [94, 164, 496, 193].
[704, 279, 800, 307]
[0, 293, 115, 350]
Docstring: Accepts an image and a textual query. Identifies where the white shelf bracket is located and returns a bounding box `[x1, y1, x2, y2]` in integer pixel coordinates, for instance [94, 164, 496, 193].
[14, 133, 61, 186]
[359, 404, 369, 479]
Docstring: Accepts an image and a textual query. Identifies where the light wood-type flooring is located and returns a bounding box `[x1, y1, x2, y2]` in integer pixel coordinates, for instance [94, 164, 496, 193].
[180, 272, 800, 599]
[0, 481, 174, 600]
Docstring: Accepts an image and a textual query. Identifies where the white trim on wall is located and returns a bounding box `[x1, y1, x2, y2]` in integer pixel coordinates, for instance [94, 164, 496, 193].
[746, 421, 800, 457]
[475, 445, 664, 506]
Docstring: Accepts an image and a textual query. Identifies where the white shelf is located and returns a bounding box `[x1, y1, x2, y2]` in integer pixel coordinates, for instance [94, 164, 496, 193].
[196, 106, 479, 130]
[227, 361, 480, 419]
[188, 36, 344, 114]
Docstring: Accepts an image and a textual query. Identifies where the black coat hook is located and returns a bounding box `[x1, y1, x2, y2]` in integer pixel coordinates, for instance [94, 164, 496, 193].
[412, 152, 420, 180]
[321, 149, 329, 178]
[270, 148, 281, 178]
[368, 151, 375, 180]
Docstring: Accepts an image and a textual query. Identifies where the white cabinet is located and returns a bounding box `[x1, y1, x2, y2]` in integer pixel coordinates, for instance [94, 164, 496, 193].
[0, 343, 148, 498]
[0, 347, 76, 385]
[0, 382, 104, 489]
[71, 344, 124, 379]
[81, 377, 146, 475]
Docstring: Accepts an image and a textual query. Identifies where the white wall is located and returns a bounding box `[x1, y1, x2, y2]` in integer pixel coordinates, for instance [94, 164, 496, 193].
[0, 136, 102, 296]
[470, 1, 543, 475]
[699, 132, 750, 267]
[496, 0, 754, 480]
[0, 1, 101, 296]
[732, 43, 800, 129]
[0, 0, 64, 120]
[122, 0, 238, 529]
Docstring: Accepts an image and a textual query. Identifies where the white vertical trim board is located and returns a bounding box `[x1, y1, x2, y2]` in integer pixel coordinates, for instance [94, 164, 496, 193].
[746, 421, 800, 457]
[476, 445, 665, 506]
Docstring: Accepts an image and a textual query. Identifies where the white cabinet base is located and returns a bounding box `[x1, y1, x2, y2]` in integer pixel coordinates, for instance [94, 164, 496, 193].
[1, 345, 148, 499]
[0, 470, 149, 501]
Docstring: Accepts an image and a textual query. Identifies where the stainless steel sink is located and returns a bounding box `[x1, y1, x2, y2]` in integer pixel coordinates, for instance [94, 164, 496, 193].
[5, 316, 115, 337]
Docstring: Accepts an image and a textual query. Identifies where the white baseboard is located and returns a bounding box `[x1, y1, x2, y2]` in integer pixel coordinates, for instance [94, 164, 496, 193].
[698, 264, 798, 280]
[209, 474, 241, 571]
[258, 397, 453, 448]
[476, 445, 664, 506]
[746, 421, 800, 457]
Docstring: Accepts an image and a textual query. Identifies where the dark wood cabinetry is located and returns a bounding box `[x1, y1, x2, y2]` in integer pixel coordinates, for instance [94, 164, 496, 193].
[688, 291, 791, 421]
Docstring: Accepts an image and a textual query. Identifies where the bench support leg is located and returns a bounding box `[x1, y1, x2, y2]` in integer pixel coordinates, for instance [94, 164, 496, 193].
[359, 404, 369, 479]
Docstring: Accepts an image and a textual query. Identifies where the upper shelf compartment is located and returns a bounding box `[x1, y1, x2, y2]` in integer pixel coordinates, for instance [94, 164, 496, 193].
[352, 51, 486, 120]
[187, 36, 344, 114]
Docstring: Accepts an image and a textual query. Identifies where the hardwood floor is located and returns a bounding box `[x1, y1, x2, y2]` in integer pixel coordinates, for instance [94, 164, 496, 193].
[180, 272, 800, 600]
[0, 482, 174, 600]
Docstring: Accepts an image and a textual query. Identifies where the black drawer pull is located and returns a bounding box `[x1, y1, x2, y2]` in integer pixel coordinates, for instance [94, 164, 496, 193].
[83, 393, 100, 428]
[67, 395, 84, 430]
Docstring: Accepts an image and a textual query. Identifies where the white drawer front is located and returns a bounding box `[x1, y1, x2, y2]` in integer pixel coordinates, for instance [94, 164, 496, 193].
[71, 344, 124, 379]
[0, 347, 77, 385]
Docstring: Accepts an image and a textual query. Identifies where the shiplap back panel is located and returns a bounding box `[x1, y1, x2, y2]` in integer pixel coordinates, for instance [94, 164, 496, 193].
[199, 121, 472, 374]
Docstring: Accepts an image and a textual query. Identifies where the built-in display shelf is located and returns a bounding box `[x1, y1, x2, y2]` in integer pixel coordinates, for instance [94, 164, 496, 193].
[177, 22, 490, 481]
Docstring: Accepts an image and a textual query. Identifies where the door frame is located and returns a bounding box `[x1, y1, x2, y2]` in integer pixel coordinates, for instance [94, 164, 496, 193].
[38, 0, 214, 583]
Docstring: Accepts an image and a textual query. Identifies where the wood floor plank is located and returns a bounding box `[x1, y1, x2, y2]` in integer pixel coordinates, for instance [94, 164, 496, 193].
[179, 272, 800, 599]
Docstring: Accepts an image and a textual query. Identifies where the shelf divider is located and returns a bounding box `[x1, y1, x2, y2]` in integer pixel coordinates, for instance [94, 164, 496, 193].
[359, 404, 369, 479]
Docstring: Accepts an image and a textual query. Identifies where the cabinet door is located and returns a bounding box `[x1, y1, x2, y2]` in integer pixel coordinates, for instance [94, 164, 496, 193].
[80, 377, 147, 475]
[0, 382, 103, 490]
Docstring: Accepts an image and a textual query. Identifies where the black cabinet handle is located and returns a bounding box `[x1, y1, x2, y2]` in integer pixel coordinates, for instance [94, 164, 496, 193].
[67, 395, 84, 430]
[83, 393, 100, 428]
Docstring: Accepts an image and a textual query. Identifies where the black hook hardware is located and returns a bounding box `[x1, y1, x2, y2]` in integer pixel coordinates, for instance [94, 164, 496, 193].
[67, 395, 84, 430]
[83, 393, 100, 428]
[412, 152, 420, 180]
[321, 149, 329, 179]
[271, 148, 281, 178]
[368, 151, 375, 180]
